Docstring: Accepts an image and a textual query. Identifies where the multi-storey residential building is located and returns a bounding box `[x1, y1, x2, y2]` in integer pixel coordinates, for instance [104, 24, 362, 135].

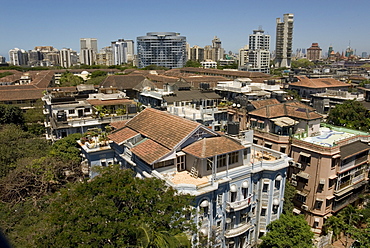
[111, 39, 134, 65]
[247, 28, 271, 74]
[307, 43, 322, 61]
[96, 47, 114, 66]
[239, 45, 249, 69]
[9, 48, 28, 66]
[137, 32, 187, 69]
[275, 13, 294, 68]
[80, 38, 98, 65]
[247, 99, 370, 233]
[59, 48, 78, 68]
[42, 85, 136, 141]
[0, 56, 6, 64]
[189, 45, 205, 62]
[78, 107, 291, 247]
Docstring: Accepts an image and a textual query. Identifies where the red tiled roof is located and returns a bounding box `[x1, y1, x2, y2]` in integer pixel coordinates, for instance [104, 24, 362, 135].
[125, 108, 200, 149]
[250, 99, 280, 109]
[131, 138, 171, 164]
[249, 101, 322, 120]
[108, 127, 139, 145]
[100, 75, 146, 89]
[290, 76, 349, 88]
[0, 88, 44, 101]
[182, 136, 244, 158]
[110, 120, 129, 130]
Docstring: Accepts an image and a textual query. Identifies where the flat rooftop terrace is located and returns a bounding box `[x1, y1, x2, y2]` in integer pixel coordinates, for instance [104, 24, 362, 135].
[297, 124, 369, 147]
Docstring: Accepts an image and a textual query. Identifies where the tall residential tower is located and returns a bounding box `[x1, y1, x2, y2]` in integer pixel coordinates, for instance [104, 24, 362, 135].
[275, 14, 294, 68]
[247, 28, 270, 73]
[80, 38, 98, 65]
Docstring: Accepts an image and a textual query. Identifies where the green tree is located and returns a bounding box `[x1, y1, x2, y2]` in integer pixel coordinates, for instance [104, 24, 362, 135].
[59, 72, 84, 86]
[259, 214, 314, 248]
[291, 59, 314, 69]
[0, 104, 25, 126]
[283, 181, 296, 214]
[327, 100, 370, 131]
[89, 70, 107, 78]
[185, 60, 201, 68]
[32, 166, 194, 247]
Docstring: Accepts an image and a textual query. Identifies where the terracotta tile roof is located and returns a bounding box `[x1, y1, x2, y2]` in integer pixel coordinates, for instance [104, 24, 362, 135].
[250, 99, 280, 109]
[109, 120, 129, 130]
[108, 127, 139, 145]
[0, 88, 44, 101]
[131, 138, 171, 164]
[100, 74, 146, 89]
[87, 98, 134, 106]
[125, 108, 200, 149]
[249, 101, 322, 120]
[290, 76, 349, 88]
[182, 136, 244, 158]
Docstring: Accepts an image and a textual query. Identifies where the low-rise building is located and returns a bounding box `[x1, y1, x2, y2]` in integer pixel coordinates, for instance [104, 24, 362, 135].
[79, 108, 291, 247]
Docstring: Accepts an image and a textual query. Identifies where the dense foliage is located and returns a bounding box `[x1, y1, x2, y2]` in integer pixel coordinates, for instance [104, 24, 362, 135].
[259, 214, 314, 248]
[291, 58, 314, 68]
[0, 104, 24, 126]
[282, 181, 296, 214]
[326, 100, 370, 131]
[59, 71, 84, 86]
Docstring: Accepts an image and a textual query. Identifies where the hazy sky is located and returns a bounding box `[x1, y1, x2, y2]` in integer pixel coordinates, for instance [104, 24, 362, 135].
[1, 0, 370, 60]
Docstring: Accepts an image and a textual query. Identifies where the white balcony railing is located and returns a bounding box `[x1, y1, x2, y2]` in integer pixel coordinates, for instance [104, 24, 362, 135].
[226, 194, 253, 212]
[225, 222, 253, 238]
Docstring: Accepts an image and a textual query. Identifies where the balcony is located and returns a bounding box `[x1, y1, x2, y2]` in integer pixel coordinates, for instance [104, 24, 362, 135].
[224, 222, 253, 238]
[226, 194, 253, 212]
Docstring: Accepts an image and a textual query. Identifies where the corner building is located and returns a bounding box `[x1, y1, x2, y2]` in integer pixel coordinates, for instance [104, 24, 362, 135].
[137, 32, 187, 69]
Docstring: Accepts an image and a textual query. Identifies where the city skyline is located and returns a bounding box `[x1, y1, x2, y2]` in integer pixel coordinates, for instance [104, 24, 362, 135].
[1, 0, 370, 61]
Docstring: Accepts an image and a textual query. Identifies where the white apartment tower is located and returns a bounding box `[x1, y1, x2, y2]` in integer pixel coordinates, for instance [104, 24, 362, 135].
[60, 48, 78, 68]
[80, 38, 98, 65]
[111, 39, 134, 65]
[248, 28, 271, 73]
[275, 14, 294, 68]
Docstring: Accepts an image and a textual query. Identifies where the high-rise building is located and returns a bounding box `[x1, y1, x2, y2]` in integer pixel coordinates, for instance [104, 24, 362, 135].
[238, 45, 249, 68]
[275, 13, 294, 68]
[212, 36, 224, 61]
[307, 43, 322, 61]
[111, 39, 134, 65]
[9, 48, 28, 66]
[247, 28, 270, 73]
[189, 45, 205, 62]
[96, 47, 114, 66]
[0, 56, 6, 64]
[60, 48, 78, 68]
[137, 32, 187, 69]
[80, 38, 98, 65]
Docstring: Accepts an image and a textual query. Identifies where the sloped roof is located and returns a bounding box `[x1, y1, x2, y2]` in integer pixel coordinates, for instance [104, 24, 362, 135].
[109, 120, 129, 130]
[125, 108, 201, 150]
[340, 140, 370, 160]
[290, 76, 349, 88]
[182, 136, 244, 158]
[163, 89, 221, 104]
[86, 98, 133, 106]
[249, 101, 322, 120]
[250, 99, 280, 109]
[0, 88, 44, 101]
[100, 74, 146, 89]
[108, 127, 139, 145]
[131, 139, 171, 164]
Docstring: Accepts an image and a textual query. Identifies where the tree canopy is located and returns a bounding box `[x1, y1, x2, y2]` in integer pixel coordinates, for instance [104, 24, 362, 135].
[326, 100, 370, 131]
[259, 214, 314, 248]
[291, 59, 314, 69]
[0, 104, 24, 126]
[59, 72, 84, 86]
[20, 166, 194, 247]
[185, 60, 201, 68]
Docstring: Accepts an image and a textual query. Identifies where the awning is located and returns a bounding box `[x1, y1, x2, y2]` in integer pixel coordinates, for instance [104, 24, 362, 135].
[319, 179, 325, 185]
[230, 184, 237, 192]
[316, 198, 324, 202]
[299, 151, 311, 157]
[328, 175, 338, 179]
[250, 118, 257, 121]
[314, 218, 320, 223]
[257, 120, 264, 123]
[297, 190, 308, 197]
[297, 171, 310, 180]
[265, 142, 272, 146]
[271, 117, 299, 127]
[293, 208, 301, 214]
[326, 195, 335, 200]
[332, 154, 341, 159]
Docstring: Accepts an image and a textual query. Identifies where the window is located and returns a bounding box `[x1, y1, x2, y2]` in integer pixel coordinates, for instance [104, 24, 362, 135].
[177, 155, 185, 171]
[84, 108, 91, 113]
[68, 109, 75, 115]
[217, 154, 227, 168]
[272, 205, 278, 214]
[275, 180, 281, 190]
[280, 146, 286, 153]
[242, 187, 248, 199]
[217, 194, 223, 205]
[228, 151, 239, 165]
[264, 143, 272, 149]
[207, 157, 214, 171]
[296, 194, 306, 203]
[101, 161, 107, 167]
[230, 191, 237, 202]
[315, 200, 323, 209]
[261, 208, 267, 216]
[300, 153, 311, 164]
[262, 183, 269, 192]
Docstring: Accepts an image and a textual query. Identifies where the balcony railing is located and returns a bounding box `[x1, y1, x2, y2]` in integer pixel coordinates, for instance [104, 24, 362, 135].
[226, 194, 253, 212]
[224, 222, 253, 238]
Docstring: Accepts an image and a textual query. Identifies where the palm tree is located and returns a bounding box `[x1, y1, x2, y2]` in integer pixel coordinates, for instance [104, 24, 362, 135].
[134, 224, 190, 248]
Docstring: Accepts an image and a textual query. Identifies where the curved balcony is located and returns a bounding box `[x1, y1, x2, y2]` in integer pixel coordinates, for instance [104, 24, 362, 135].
[225, 222, 253, 238]
[226, 194, 253, 212]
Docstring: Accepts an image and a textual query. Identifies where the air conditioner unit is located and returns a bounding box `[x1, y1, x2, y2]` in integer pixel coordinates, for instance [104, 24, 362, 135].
[292, 174, 297, 180]
[302, 205, 309, 210]
[296, 163, 302, 169]
[291, 180, 297, 186]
